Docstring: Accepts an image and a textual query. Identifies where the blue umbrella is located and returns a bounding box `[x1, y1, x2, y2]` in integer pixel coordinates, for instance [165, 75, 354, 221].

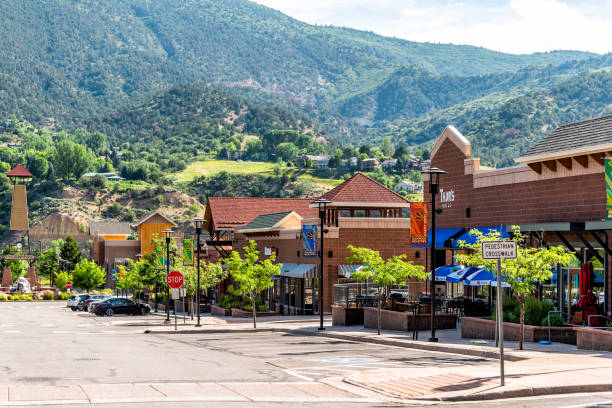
[464, 268, 496, 286]
[446, 266, 481, 283]
[490, 274, 511, 288]
[432, 264, 464, 282]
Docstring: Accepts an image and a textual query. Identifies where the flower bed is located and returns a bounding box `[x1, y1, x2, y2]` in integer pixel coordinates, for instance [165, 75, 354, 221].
[363, 307, 456, 332]
[332, 305, 364, 326]
[576, 327, 612, 351]
[461, 316, 577, 345]
[230, 308, 276, 318]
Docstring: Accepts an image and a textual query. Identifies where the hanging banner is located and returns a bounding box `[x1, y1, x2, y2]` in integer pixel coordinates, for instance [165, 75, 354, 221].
[410, 202, 429, 245]
[154, 246, 164, 269]
[182, 239, 194, 266]
[302, 224, 317, 257]
[607, 158, 612, 220]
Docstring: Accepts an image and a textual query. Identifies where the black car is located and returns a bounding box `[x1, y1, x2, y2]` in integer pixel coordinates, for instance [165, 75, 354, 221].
[90, 297, 150, 316]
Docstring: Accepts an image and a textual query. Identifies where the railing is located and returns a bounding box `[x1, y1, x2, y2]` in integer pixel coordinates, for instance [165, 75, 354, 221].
[587, 314, 612, 327]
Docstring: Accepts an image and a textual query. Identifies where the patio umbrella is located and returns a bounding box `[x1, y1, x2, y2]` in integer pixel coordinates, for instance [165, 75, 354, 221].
[446, 266, 481, 283]
[578, 263, 596, 308]
[431, 264, 464, 282]
[490, 274, 511, 288]
[464, 268, 496, 286]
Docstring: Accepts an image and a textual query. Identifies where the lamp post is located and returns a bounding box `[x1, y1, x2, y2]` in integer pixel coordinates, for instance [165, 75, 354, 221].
[313, 198, 331, 331]
[135, 253, 142, 301]
[162, 229, 173, 322]
[193, 217, 204, 327]
[422, 167, 447, 343]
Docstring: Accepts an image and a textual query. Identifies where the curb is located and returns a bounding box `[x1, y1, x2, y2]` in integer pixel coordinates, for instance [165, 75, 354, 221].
[277, 328, 527, 361]
[144, 328, 277, 335]
[427, 383, 612, 402]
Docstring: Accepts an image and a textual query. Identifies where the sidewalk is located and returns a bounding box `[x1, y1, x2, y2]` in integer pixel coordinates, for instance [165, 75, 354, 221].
[140, 313, 612, 402]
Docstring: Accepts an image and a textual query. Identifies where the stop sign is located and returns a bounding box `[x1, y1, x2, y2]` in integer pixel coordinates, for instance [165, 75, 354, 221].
[65, 282, 72, 289]
[166, 271, 184, 288]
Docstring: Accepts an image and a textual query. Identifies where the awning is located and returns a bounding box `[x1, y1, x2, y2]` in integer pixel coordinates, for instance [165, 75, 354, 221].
[338, 264, 365, 278]
[453, 226, 509, 247]
[447, 266, 481, 283]
[413, 228, 464, 248]
[279, 263, 317, 279]
[431, 264, 464, 282]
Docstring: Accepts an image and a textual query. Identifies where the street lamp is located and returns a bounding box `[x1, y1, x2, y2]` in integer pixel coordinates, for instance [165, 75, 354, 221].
[135, 254, 142, 301]
[422, 167, 447, 343]
[162, 229, 173, 322]
[313, 198, 331, 331]
[193, 217, 204, 327]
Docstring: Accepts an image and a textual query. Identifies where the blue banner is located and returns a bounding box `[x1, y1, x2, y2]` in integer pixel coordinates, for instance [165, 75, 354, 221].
[302, 224, 317, 257]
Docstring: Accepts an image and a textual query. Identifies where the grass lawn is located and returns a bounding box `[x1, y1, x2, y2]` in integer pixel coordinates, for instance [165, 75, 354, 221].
[175, 160, 342, 188]
[176, 160, 276, 182]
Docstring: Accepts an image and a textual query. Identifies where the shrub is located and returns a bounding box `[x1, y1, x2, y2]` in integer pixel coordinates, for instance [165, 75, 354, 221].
[100, 289, 114, 294]
[42, 291, 55, 300]
[8, 295, 18, 301]
[542, 314, 565, 327]
[524, 297, 554, 326]
[218, 295, 242, 309]
[58, 292, 70, 300]
[0, 294, 7, 301]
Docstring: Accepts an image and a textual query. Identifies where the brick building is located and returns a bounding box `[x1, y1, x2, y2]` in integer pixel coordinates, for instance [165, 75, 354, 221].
[426, 120, 612, 316]
[231, 173, 427, 314]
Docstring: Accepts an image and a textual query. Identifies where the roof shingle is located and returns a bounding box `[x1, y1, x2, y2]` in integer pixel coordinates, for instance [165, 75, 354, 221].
[520, 114, 612, 159]
[207, 198, 317, 230]
[239, 211, 293, 231]
[7, 164, 33, 178]
[317, 173, 410, 205]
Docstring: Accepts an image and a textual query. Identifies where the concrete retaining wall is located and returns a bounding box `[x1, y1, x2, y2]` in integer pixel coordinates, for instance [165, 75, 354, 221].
[576, 327, 612, 351]
[332, 305, 364, 326]
[363, 307, 456, 331]
[461, 317, 577, 345]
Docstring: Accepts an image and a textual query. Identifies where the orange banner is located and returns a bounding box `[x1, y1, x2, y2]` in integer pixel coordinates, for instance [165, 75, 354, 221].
[410, 202, 428, 245]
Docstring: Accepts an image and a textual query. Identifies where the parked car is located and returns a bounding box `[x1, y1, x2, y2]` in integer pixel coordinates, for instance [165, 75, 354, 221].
[90, 297, 151, 316]
[67, 294, 86, 311]
[78, 293, 111, 311]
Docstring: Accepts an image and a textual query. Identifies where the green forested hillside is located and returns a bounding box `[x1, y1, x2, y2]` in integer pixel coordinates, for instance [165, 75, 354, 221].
[0, 0, 594, 127]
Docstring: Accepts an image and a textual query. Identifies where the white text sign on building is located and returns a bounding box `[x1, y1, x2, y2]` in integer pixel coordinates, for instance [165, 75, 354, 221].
[482, 241, 517, 259]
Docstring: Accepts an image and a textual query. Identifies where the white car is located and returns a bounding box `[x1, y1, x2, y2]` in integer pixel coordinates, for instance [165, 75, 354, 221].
[66, 294, 83, 311]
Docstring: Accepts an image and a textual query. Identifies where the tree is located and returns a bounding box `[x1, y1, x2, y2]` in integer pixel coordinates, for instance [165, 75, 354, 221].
[225, 240, 280, 329]
[455, 227, 575, 350]
[381, 136, 394, 157]
[116, 263, 140, 297]
[275, 142, 299, 162]
[346, 245, 428, 335]
[0, 245, 28, 280]
[36, 248, 59, 281]
[54, 271, 70, 292]
[72, 259, 106, 292]
[52, 139, 93, 179]
[183, 261, 227, 317]
[60, 235, 81, 272]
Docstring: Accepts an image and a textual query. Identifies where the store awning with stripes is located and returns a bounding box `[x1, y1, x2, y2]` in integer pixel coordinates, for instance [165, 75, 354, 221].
[279, 263, 317, 279]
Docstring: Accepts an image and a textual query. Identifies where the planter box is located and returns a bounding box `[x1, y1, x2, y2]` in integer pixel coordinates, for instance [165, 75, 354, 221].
[230, 308, 276, 318]
[461, 317, 577, 345]
[332, 305, 364, 326]
[363, 307, 456, 332]
[576, 327, 612, 351]
[210, 304, 232, 316]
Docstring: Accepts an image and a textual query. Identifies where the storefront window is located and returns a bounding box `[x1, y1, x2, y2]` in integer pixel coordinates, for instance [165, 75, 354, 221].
[370, 209, 381, 218]
[339, 209, 351, 217]
[354, 209, 366, 217]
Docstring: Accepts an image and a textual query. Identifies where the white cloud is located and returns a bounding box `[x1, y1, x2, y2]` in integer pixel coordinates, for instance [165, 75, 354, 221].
[251, 0, 612, 54]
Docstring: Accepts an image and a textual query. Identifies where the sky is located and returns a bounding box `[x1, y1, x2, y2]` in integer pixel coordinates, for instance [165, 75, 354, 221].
[252, 0, 612, 55]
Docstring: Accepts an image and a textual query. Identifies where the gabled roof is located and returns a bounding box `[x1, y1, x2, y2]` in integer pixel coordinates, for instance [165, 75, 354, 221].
[7, 164, 33, 178]
[136, 211, 177, 227]
[90, 222, 132, 236]
[430, 125, 471, 160]
[239, 211, 303, 234]
[315, 173, 410, 207]
[206, 197, 318, 231]
[517, 114, 612, 163]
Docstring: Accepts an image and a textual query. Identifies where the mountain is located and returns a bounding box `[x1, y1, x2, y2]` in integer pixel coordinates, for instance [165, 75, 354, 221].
[0, 0, 594, 127]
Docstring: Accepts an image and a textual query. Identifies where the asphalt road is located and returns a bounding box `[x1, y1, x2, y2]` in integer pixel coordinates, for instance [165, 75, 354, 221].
[1, 301, 610, 407]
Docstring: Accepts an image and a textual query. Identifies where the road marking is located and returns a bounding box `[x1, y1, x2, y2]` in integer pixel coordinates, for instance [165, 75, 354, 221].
[4, 330, 20, 333]
[52, 330, 70, 334]
[1, 324, 15, 327]
[283, 369, 315, 381]
[40, 324, 54, 327]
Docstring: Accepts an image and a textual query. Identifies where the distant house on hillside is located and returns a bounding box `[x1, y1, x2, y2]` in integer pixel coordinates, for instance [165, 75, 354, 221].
[82, 172, 125, 181]
[381, 159, 397, 172]
[361, 158, 379, 171]
[394, 180, 423, 194]
[295, 154, 331, 170]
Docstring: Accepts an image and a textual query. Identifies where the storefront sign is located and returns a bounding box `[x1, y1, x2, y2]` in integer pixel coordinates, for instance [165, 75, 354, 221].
[440, 188, 455, 208]
[302, 224, 317, 257]
[606, 158, 612, 220]
[410, 202, 428, 245]
[182, 239, 194, 266]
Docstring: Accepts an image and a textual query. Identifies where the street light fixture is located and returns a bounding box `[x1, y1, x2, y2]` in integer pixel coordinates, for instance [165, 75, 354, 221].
[313, 198, 331, 331]
[193, 217, 204, 327]
[162, 229, 173, 323]
[422, 167, 447, 343]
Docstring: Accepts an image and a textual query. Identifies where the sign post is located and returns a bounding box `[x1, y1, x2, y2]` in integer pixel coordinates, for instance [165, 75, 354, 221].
[167, 271, 184, 332]
[65, 282, 72, 290]
[482, 240, 517, 387]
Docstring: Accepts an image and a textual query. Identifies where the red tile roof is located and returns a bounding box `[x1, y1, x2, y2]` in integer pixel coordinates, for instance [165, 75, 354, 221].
[207, 197, 318, 231]
[7, 164, 33, 178]
[317, 172, 409, 205]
